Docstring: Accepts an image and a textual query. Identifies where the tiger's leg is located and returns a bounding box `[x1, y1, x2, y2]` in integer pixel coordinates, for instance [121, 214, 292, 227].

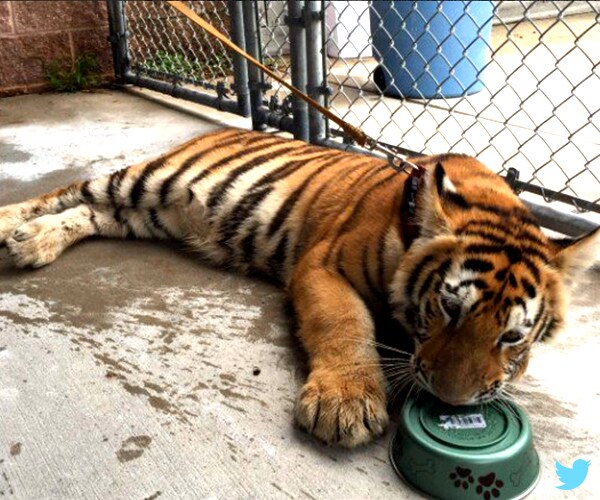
[0, 129, 239, 244]
[0, 167, 174, 245]
[5, 205, 184, 268]
[290, 251, 389, 447]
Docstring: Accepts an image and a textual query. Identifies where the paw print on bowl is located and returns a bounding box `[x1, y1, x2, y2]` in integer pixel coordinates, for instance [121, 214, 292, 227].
[476, 472, 504, 499]
[449, 466, 475, 489]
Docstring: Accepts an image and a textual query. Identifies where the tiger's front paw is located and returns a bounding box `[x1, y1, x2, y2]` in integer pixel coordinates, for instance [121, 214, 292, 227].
[295, 368, 389, 447]
[0, 204, 26, 244]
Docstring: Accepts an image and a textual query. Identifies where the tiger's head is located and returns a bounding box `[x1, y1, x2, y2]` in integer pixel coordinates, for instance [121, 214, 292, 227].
[390, 154, 600, 405]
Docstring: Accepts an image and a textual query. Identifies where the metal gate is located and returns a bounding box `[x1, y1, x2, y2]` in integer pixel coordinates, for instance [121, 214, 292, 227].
[106, 0, 600, 236]
[106, 0, 250, 116]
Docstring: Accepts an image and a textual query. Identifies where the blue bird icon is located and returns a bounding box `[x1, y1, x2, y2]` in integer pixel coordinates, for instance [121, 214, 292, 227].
[555, 459, 591, 490]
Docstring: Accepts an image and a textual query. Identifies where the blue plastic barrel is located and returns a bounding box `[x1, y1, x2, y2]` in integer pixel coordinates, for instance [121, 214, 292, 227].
[370, 1, 494, 98]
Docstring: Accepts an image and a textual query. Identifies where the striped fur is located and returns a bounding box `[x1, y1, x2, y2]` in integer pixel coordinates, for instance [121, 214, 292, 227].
[1, 128, 598, 446]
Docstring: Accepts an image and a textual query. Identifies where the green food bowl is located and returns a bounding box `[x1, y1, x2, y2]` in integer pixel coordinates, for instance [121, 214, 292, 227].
[390, 394, 540, 499]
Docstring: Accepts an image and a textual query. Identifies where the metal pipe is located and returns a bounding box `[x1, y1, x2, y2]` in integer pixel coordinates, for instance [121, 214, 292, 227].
[242, 1, 267, 130]
[522, 201, 599, 237]
[287, 0, 309, 141]
[257, 107, 296, 133]
[228, 0, 251, 117]
[105, 0, 129, 80]
[512, 180, 600, 215]
[305, 0, 326, 144]
[122, 72, 241, 115]
[320, 0, 330, 139]
[314, 137, 599, 236]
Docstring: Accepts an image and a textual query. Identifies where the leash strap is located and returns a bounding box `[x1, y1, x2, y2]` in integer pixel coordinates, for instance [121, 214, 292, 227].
[167, 1, 368, 147]
[165, 1, 424, 175]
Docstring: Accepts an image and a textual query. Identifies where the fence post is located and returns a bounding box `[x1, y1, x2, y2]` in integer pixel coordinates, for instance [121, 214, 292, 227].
[228, 0, 251, 117]
[105, 0, 129, 81]
[304, 0, 326, 144]
[242, 1, 267, 130]
[287, 0, 309, 141]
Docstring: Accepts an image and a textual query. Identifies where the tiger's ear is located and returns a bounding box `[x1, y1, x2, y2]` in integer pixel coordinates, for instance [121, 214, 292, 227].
[420, 163, 467, 236]
[550, 227, 600, 285]
[433, 163, 469, 208]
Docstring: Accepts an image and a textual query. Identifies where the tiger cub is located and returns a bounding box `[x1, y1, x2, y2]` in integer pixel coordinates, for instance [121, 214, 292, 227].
[0, 128, 598, 447]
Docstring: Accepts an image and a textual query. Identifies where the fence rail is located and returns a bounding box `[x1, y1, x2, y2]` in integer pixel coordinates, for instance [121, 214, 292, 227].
[106, 0, 600, 235]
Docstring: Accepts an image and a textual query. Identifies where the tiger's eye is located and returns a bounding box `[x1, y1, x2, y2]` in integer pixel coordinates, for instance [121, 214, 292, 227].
[499, 330, 524, 345]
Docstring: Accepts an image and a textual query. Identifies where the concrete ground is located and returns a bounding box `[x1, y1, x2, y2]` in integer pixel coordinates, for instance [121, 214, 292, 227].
[0, 89, 599, 499]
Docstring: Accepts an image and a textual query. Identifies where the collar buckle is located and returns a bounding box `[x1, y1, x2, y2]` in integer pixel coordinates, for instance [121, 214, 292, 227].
[364, 137, 424, 174]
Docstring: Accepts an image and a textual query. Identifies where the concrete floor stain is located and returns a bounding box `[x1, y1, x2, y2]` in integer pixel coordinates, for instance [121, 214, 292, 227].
[218, 387, 268, 408]
[219, 373, 236, 383]
[116, 435, 152, 463]
[144, 381, 166, 393]
[0, 143, 32, 163]
[94, 353, 133, 375]
[510, 385, 594, 455]
[123, 382, 150, 397]
[143, 492, 162, 500]
[9, 443, 21, 457]
[0, 470, 14, 496]
[148, 395, 178, 415]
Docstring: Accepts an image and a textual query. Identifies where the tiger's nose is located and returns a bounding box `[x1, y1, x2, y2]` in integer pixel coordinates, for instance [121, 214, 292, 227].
[436, 392, 476, 406]
[414, 357, 430, 379]
[438, 396, 467, 405]
[429, 375, 475, 406]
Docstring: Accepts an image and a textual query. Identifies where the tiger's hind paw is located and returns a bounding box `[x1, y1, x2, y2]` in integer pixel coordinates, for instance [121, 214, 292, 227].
[295, 368, 389, 447]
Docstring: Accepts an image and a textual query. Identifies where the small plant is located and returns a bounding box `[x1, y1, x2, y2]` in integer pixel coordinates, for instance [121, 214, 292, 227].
[142, 50, 232, 81]
[42, 52, 102, 92]
[144, 50, 202, 77]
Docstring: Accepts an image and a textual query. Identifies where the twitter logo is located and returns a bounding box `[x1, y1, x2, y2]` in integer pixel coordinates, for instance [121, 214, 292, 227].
[555, 459, 591, 490]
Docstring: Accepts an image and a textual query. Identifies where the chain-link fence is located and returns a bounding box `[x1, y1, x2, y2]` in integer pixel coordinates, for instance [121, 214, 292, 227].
[320, 1, 600, 223]
[106, 0, 600, 233]
[106, 0, 250, 116]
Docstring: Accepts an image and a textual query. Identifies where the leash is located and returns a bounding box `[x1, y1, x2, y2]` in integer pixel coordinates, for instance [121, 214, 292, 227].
[165, 0, 423, 175]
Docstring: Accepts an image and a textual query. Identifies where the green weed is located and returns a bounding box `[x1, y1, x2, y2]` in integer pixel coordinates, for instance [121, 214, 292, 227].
[143, 50, 232, 80]
[42, 52, 103, 92]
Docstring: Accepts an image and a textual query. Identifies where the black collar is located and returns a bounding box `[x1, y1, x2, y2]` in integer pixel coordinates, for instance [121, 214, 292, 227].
[399, 166, 426, 250]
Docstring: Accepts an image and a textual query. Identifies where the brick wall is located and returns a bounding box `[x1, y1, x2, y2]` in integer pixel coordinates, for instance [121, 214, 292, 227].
[0, 0, 113, 97]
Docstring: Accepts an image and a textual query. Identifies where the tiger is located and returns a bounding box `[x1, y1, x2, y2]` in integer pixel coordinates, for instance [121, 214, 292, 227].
[0, 128, 598, 447]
